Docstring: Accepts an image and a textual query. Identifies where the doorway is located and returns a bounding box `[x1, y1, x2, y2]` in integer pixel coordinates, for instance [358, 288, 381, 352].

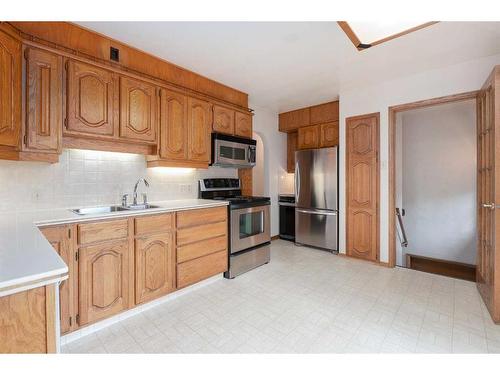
[388, 92, 478, 280]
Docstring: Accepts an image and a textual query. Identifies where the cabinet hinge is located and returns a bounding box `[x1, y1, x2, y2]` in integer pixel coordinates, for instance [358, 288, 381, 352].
[23, 134, 27, 145]
[75, 250, 79, 262]
[76, 314, 80, 325]
[68, 228, 71, 238]
[69, 316, 72, 326]
[64, 118, 68, 129]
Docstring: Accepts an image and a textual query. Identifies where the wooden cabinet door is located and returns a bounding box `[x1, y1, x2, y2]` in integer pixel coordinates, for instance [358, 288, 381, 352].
[0, 30, 21, 147]
[287, 132, 298, 173]
[297, 125, 320, 149]
[119, 76, 157, 143]
[40, 226, 74, 334]
[66, 60, 116, 137]
[24, 48, 62, 153]
[135, 233, 174, 304]
[235, 111, 252, 138]
[159, 89, 188, 160]
[346, 113, 379, 261]
[319, 121, 339, 148]
[187, 97, 211, 162]
[279, 108, 310, 132]
[79, 239, 131, 325]
[212, 105, 234, 135]
[310, 101, 339, 124]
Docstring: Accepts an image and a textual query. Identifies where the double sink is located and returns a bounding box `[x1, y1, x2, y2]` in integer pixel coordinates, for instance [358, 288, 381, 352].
[71, 204, 160, 215]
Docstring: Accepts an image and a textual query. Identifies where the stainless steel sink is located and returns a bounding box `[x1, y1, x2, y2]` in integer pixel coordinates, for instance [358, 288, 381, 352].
[71, 206, 131, 215]
[124, 204, 160, 210]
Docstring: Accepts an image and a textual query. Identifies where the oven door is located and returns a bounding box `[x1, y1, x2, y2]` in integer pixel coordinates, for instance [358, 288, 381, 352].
[230, 205, 270, 253]
[214, 139, 255, 168]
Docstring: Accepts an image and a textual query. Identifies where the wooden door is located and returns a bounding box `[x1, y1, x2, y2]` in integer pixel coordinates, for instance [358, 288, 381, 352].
[40, 226, 74, 334]
[287, 132, 298, 173]
[135, 233, 174, 304]
[319, 121, 339, 148]
[24, 48, 62, 153]
[66, 60, 116, 137]
[213, 105, 234, 135]
[159, 89, 188, 160]
[346, 113, 380, 261]
[235, 111, 252, 138]
[187, 97, 211, 162]
[477, 66, 500, 322]
[297, 125, 320, 149]
[0, 30, 21, 147]
[79, 239, 131, 325]
[119, 76, 157, 143]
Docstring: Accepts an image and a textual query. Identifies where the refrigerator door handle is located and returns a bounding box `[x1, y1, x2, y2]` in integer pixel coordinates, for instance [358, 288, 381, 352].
[296, 209, 338, 216]
[295, 164, 300, 202]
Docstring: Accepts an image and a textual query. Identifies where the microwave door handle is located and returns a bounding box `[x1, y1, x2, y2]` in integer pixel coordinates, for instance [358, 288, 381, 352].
[248, 146, 252, 163]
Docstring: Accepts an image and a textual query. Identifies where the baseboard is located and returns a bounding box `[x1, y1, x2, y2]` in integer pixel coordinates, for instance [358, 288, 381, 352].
[338, 252, 392, 268]
[60, 274, 223, 346]
[406, 253, 476, 281]
[271, 235, 280, 241]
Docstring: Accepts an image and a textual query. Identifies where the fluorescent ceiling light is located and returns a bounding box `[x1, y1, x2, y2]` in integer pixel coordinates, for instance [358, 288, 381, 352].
[338, 21, 438, 51]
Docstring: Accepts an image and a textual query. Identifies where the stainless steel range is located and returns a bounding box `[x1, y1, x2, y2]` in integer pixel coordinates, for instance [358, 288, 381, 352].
[199, 178, 271, 278]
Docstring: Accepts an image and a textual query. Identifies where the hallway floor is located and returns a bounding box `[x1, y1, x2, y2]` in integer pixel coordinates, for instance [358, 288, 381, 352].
[62, 240, 500, 353]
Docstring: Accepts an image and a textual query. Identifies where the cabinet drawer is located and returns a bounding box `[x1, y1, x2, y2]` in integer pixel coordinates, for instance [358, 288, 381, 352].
[176, 206, 227, 228]
[177, 221, 227, 246]
[135, 213, 174, 236]
[78, 219, 129, 245]
[177, 250, 227, 288]
[177, 235, 227, 263]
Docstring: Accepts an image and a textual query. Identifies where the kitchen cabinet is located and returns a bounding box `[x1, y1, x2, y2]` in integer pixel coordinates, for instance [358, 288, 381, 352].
[319, 121, 339, 147]
[65, 60, 116, 138]
[40, 225, 76, 334]
[234, 111, 252, 138]
[0, 29, 21, 148]
[134, 214, 174, 304]
[213, 105, 235, 135]
[310, 101, 339, 124]
[287, 132, 298, 173]
[24, 47, 63, 154]
[159, 89, 188, 160]
[279, 108, 310, 133]
[297, 125, 320, 149]
[119, 75, 158, 143]
[187, 97, 212, 163]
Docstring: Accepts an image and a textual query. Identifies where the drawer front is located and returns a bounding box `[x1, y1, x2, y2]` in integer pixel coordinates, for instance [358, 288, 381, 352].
[78, 219, 129, 245]
[177, 221, 227, 246]
[135, 213, 174, 236]
[177, 235, 227, 263]
[176, 206, 227, 228]
[177, 250, 227, 288]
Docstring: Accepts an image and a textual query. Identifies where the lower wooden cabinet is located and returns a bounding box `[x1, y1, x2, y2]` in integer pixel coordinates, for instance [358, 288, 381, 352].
[78, 239, 132, 325]
[177, 250, 227, 289]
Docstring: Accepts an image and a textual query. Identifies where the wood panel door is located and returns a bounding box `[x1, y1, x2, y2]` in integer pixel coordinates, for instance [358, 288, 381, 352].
[159, 89, 188, 160]
[346, 113, 380, 261]
[477, 66, 500, 322]
[135, 233, 174, 304]
[66, 60, 116, 137]
[235, 111, 252, 138]
[119, 76, 157, 143]
[40, 226, 74, 334]
[78, 239, 131, 325]
[0, 30, 21, 147]
[187, 97, 211, 162]
[319, 121, 339, 148]
[212, 105, 234, 135]
[297, 125, 320, 149]
[24, 48, 62, 153]
[287, 132, 298, 173]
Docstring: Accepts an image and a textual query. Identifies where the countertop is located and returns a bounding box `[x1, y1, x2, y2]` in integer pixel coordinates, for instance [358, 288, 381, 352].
[0, 199, 228, 297]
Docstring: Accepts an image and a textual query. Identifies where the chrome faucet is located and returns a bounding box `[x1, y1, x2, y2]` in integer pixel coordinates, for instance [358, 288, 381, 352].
[133, 178, 149, 206]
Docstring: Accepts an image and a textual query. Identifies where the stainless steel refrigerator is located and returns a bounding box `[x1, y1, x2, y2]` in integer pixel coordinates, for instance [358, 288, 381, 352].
[295, 147, 338, 251]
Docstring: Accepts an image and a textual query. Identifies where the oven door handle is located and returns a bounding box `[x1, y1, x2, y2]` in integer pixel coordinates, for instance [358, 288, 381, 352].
[296, 209, 337, 216]
[279, 202, 296, 207]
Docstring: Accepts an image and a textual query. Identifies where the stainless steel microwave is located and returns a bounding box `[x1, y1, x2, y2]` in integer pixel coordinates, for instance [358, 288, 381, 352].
[211, 133, 256, 168]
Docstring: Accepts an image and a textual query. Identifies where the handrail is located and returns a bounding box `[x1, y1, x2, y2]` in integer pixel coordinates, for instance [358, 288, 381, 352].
[396, 207, 408, 247]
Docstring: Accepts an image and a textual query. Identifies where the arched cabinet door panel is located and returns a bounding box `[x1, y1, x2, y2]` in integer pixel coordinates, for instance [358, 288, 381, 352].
[187, 97, 211, 162]
[213, 105, 235, 135]
[234, 111, 252, 138]
[159, 89, 188, 160]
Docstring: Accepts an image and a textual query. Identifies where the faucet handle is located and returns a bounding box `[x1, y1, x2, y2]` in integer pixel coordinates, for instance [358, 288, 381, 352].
[142, 193, 148, 205]
[122, 194, 129, 207]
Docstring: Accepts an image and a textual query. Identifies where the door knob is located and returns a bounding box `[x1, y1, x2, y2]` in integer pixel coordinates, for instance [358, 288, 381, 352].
[482, 203, 495, 209]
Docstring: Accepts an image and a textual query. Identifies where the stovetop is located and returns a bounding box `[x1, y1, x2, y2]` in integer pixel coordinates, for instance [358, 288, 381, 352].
[199, 178, 270, 209]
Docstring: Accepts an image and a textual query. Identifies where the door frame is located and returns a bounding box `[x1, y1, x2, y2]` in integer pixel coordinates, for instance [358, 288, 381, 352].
[388, 91, 479, 267]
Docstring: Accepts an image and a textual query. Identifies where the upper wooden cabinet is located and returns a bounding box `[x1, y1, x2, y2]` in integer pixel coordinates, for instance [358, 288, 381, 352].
[188, 97, 212, 163]
[0, 30, 21, 148]
[65, 60, 116, 137]
[320, 121, 339, 147]
[159, 89, 188, 160]
[287, 132, 298, 173]
[298, 125, 320, 150]
[24, 47, 63, 153]
[213, 105, 235, 135]
[310, 101, 339, 124]
[279, 108, 310, 132]
[119, 76, 157, 143]
[235, 111, 252, 138]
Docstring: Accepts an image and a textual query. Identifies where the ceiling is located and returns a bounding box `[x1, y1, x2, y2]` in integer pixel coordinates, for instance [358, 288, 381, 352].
[77, 22, 500, 113]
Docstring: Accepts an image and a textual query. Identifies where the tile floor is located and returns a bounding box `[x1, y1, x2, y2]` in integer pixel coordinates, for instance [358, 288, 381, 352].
[62, 240, 500, 353]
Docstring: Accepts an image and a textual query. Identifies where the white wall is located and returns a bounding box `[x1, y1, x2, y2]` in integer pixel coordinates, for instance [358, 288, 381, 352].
[339, 52, 500, 262]
[249, 102, 287, 236]
[399, 101, 477, 265]
[0, 149, 236, 213]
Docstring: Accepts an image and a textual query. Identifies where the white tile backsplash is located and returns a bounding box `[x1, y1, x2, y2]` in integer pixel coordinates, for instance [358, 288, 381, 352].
[0, 149, 237, 212]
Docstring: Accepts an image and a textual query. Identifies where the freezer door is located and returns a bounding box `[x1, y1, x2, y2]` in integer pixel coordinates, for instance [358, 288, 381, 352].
[295, 147, 338, 210]
[295, 208, 338, 251]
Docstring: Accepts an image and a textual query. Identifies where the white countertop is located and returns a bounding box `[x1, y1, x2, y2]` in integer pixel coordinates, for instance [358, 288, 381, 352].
[0, 199, 228, 296]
